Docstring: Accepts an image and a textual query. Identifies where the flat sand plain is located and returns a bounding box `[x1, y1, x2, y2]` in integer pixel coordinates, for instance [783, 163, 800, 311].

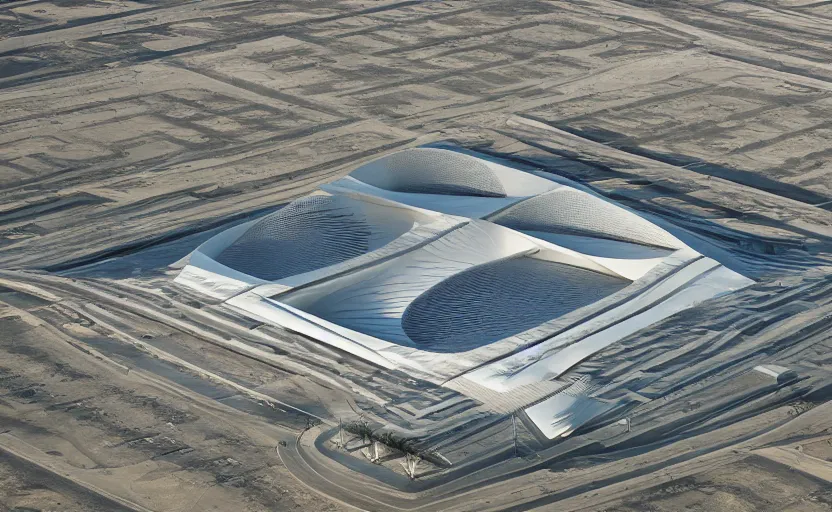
[1, 0, 831, 511]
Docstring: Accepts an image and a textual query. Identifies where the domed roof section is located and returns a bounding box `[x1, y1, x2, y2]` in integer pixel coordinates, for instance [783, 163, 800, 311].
[490, 188, 684, 250]
[350, 148, 507, 198]
[215, 196, 371, 281]
[214, 195, 425, 281]
[401, 256, 630, 352]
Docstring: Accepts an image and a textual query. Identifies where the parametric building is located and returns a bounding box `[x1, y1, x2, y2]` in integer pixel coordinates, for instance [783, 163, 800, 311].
[176, 148, 753, 439]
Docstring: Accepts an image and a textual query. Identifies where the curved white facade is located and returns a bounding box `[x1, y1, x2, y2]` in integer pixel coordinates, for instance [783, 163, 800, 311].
[175, 148, 753, 438]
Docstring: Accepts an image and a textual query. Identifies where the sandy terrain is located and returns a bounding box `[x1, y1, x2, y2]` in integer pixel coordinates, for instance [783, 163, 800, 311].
[1, 0, 831, 511]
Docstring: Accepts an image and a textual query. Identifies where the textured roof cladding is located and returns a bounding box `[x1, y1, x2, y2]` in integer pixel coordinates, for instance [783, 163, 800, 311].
[401, 256, 630, 352]
[284, 221, 528, 345]
[214, 196, 372, 280]
[490, 188, 683, 249]
[351, 148, 508, 197]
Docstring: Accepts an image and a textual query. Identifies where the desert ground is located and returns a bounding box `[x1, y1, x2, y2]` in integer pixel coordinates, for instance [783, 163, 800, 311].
[1, 0, 831, 511]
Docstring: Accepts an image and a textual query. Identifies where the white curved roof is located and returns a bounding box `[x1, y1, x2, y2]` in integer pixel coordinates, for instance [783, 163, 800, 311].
[321, 148, 560, 218]
[175, 147, 753, 438]
[350, 148, 509, 197]
[213, 194, 432, 281]
[488, 187, 685, 250]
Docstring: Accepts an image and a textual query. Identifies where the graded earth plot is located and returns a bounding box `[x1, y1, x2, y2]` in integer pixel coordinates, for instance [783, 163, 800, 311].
[176, 147, 754, 438]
